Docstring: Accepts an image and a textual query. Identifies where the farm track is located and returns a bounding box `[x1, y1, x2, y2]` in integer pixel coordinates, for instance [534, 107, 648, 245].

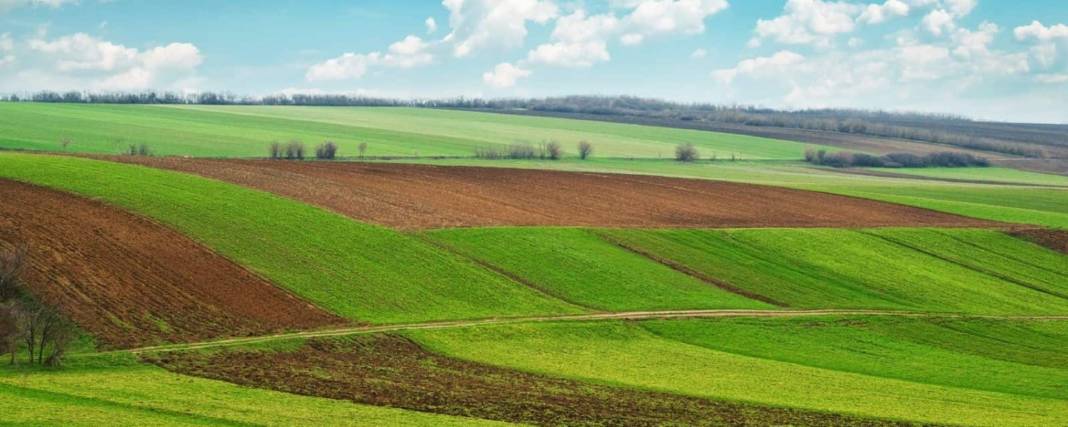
[0, 179, 343, 348]
[106, 156, 1001, 230]
[112, 309, 1068, 355]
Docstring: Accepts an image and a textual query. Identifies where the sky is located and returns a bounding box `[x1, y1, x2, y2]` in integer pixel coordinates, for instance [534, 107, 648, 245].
[0, 0, 1066, 123]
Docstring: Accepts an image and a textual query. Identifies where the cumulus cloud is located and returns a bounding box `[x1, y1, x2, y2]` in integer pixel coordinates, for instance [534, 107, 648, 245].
[482, 62, 530, 88]
[622, 0, 729, 43]
[690, 48, 707, 59]
[0, 0, 77, 13]
[712, 50, 805, 84]
[1014, 21, 1068, 42]
[857, 0, 909, 25]
[751, 0, 862, 47]
[306, 35, 432, 81]
[425, 17, 438, 34]
[442, 0, 558, 57]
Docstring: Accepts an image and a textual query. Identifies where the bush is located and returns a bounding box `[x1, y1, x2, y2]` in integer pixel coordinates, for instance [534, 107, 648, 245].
[285, 140, 305, 160]
[578, 141, 593, 160]
[357, 142, 368, 158]
[268, 142, 282, 159]
[675, 143, 699, 162]
[545, 140, 563, 160]
[508, 143, 537, 159]
[474, 146, 504, 159]
[126, 143, 151, 156]
[804, 149, 990, 168]
[315, 141, 338, 160]
[883, 152, 925, 167]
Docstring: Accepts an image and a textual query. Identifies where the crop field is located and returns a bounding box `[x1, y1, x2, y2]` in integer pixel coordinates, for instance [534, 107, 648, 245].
[1, 102, 1067, 426]
[0, 103, 818, 159]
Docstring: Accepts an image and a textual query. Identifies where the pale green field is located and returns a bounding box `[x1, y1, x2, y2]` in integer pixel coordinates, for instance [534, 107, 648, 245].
[877, 166, 1068, 186]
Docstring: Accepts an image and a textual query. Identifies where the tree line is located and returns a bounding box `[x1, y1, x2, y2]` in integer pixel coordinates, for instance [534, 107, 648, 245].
[804, 149, 990, 168]
[1, 245, 78, 368]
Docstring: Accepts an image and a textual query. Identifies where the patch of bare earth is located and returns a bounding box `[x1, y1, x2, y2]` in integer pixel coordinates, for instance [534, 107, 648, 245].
[1010, 228, 1068, 254]
[112, 157, 998, 230]
[147, 335, 917, 427]
[0, 179, 343, 349]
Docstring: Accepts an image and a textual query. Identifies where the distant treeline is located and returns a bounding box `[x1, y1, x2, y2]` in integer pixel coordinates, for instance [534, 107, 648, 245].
[6, 92, 1063, 158]
[805, 149, 990, 168]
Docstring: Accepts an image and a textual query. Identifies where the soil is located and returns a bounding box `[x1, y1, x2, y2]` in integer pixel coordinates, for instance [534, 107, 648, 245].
[111, 157, 999, 230]
[0, 179, 343, 349]
[148, 334, 919, 427]
[1010, 228, 1068, 254]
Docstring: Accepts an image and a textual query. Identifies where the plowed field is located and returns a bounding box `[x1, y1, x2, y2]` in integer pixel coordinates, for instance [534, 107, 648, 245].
[112, 157, 999, 229]
[0, 179, 342, 348]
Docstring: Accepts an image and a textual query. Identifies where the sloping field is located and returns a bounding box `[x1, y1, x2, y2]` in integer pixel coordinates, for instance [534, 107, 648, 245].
[424, 228, 774, 310]
[0, 153, 578, 323]
[597, 228, 1068, 314]
[0, 103, 823, 159]
[0, 355, 495, 426]
[110, 157, 998, 229]
[1011, 228, 1068, 254]
[0, 179, 340, 348]
[147, 335, 911, 426]
[406, 320, 1068, 427]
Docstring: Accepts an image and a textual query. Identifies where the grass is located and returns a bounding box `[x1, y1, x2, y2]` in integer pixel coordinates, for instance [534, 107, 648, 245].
[876, 166, 1068, 186]
[0, 103, 819, 159]
[641, 316, 1068, 400]
[0, 152, 579, 323]
[406, 320, 1068, 427]
[424, 227, 772, 311]
[596, 228, 1068, 314]
[0, 354, 500, 426]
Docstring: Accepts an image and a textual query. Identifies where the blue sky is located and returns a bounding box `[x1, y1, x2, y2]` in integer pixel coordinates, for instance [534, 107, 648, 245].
[1, 0, 1066, 122]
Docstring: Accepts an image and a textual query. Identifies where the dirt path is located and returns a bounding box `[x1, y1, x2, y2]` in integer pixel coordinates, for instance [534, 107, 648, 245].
[114, 309, 1068, 355]
[107, 157, 1000, 230]
[0, 179, 343, 349]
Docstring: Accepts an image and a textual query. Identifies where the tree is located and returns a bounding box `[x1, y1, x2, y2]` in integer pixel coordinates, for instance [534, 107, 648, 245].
[358, 142, 368, 158]
[268, 142, 282, 159]
[285, 140, 305, 160]
[315, 141, 338, 160]
[675, 143, 699, 162]
[577, 141, 593, 160]
[0, 302, 20, 365]
[546, 140, 563, 160]
[60, 138, 72, 151]
[0, 245, 26, 302]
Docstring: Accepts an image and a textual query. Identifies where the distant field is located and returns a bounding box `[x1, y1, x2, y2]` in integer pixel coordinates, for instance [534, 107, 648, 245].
[0, 355, 492, 426]
[0, 152, 578, 324]
[868, 166, 1068, 186]
[598, 228, 1068, 314]
[407, 320, 1068, 427]
[0, 103, 820, 159]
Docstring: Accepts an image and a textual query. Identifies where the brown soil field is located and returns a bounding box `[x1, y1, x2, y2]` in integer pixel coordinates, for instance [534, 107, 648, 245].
[111, 157, 998, 230]
[0, 179, 342, 348]
[1010, 229, 1068, 254]
[148, 335, 916, 427]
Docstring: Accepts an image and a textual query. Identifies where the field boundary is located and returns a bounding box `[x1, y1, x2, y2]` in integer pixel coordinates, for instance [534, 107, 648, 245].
[105, 309, 1068, 356]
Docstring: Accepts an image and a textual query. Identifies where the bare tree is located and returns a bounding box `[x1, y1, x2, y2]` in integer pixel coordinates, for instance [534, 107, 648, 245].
[577, 141, 593, 160]
[0, 245, 26, 302]
[0, 302, 20, 365]
[268, 141, 282, 159]
[60, 138, 72, 151]
[315, 141, 338, 160]
[546, 140, 563, 160]
[358, 142, 368, 158]
[675, 143, 699, 162]
[285, 140, 305, 160]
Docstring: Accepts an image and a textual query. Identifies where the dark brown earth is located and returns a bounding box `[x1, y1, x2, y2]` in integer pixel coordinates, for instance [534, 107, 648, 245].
[148, 335, 919, 427]
[1010, 228, 1068, 254]
[110, 157, 999, 230]
[0, 179, 343, 349]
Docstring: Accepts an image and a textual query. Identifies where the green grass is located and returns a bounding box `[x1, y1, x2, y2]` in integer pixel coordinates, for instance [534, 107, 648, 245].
[641, 316, 1068, 400]
[0, 152, 578, 323]
[876, 166, 1068, 187]
[0, 354, 502, 426]
[0, 103, 819, 159]
[424, 227, 771, 311]
[596, 228, 1068, 314]
[406, 320, 1068, 427]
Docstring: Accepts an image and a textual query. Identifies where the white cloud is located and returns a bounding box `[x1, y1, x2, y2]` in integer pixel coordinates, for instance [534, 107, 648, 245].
[425, 17, 438, 34]
[952, 21, 997, 58]
[622, 0, 729, 42]
[858, 0, 909, 25]
[1034, 73, 1068, 84]
[306, 35, 432, 81]
[0, 33, 12, 51]
[752, 0, 862, 47]
[442, 0, 558, 57]
[527, 41, 609, 67]
[921, 9, 954, 36]
[713, 50, 805, 84]
[690, 48, 707, 59]
[1014, 21, 1068, 42]
[944, 0, 976, 17]
[482, 62, 530, 88]
[0, 0, 77, 13]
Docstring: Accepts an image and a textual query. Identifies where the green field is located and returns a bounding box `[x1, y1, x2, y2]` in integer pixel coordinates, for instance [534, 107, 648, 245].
[0, 355, 498, 426]
[0, 103, 819, 159]
[424, 228, 771, 311]
[876, 166, 1068, 187]
[0, 152, 579, 323]
[406, 320, 1068, 427]
[597, 228, 1068, 314]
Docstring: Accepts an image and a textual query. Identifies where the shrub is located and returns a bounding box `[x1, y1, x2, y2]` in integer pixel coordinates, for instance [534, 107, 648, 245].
[546, 140, 563, 160]
[883, 152, 925, 167]
[126, 143, 151, 156]
[850, 153, 885, 167]
[358, 142, 368, 158]
[285, 140, 305, 160]
[804, 149, 990, 168]
[819, 152, 853, 167]
[675, 143, 699, 162]
[474, 146, 504, 159]
[268, 142, 282, 159]
[578, 141, 593, 160]
[508, 143, 537, 159]
[315, 141, 338, 160]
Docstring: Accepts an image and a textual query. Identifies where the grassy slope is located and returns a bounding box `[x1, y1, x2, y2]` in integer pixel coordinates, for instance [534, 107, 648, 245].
[642, 317, 1068, 400]
[407, 321, 1068, 427]
[0, 355, 501, 426]
[424, 228, 771, 311]
[880, 166, 1068, 186]
[0, 103, 817, 159]
[0, 152, 578, 323]
[597, 228, 1068, 314]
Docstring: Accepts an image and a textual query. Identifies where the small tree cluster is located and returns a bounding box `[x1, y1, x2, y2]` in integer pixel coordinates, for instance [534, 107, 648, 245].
[0, 244, 78, 367]
[284, 141, 305, 160]
[804, 149, 990, 168]
[315, 141, 338, 160]
[474, 141, 564, 160]
[357, 142, 368, 158]
[577, 141, 593, 160]
[675, 143, 699, 162]
[125, 143, 151, 156]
